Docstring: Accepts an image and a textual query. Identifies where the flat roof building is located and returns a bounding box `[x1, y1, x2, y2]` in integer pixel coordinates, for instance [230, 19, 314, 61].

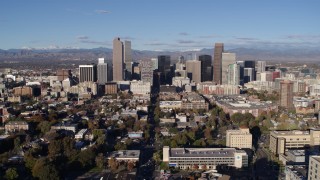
[163, 146, 248, 170]
[270, 130, 320, 155]
[226, 128, 252, 149]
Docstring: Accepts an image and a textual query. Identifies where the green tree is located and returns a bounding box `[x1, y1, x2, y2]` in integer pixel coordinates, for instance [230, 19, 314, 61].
[37, 121, 51, 135]
[5, 168, 19, 180]
[95, 153, 105, 169]
[48, 139, 63, 157]
[32, 158, 60, 180]
[114, 142, 127, 151]
[78, 148, 95, 169]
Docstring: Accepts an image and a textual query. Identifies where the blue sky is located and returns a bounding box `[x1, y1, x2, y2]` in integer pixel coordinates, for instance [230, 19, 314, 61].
[0, 0, 319, 50]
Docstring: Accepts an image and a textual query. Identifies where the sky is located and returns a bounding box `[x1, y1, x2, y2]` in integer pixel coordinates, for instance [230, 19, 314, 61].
[0, 0, 319, 51]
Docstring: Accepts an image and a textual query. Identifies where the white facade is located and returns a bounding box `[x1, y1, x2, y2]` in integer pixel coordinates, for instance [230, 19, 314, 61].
[130, 81, 151, 95]
[227, 63, 240, 85]
[221, 53, 236, 85]
[226, 128, 252, 149]
[163, 147, 248, 169]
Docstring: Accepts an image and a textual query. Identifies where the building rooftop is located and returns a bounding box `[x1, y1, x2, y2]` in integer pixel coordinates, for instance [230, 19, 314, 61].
[272, 130, 311, 136]
[170, 148, 238, 158]
[109, 150, 140, 159]
[311, 156, 320, 163]
[286, 165, 307, 179]
[288, 149, 305, 157]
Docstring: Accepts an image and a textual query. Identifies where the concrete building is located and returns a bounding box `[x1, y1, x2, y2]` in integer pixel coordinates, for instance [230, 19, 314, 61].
[105, 82, 118, 94]
[197, 83, 240, 95]
[5, 121, 29, 132]
[186, 60, 201, 83]
[285, 165, 307, 180]
[308, 156, 320, 180]
[257, 72, 273, 82]
[269, 130, 320, 155]
[79, 64, 97, 82]
[139, 59, 153, 85]
[13, 86, 33, 96]
[57, 69, 71, 81]
[227, 63, 240, 85]
[181, 93, 209, 110]
[213, 43, 224, 84]
[199, 55, 212, 82]
[75, 129, 88, 139]
[226, 128, 252, 149]
[280, 80, 294, 109]
[130, 81, 151, 95]
[108, 150, 140, 163]
[97, 58, 108, 84]
[221, 52, 236, 85]
[257, 61, 266, 73]
[163, 146, 248, 169]
[113, 37, 124, 81]
[214, 95, 278, 117]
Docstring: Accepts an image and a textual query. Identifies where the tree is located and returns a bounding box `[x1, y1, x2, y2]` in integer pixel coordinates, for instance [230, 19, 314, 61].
[37, 121, 51, 135]
[204, 127, 213, 140]
[32, 158, 60, 180]
[14, 137, 21, 152]
[114, 142, 127, 151]
[95, 153, 105, 169]
[108, 157, 119, 172]
[78, 148, 95, 169]
[48, 139, 63, 157]
[5, 168, 19, 180]
[127, 161, 135, 171]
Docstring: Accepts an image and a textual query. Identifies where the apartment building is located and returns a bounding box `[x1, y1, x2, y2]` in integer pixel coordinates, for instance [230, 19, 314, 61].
[226, 128, 252, 149]
[270, 129, 320, 155]
[163, 146, 248, 169]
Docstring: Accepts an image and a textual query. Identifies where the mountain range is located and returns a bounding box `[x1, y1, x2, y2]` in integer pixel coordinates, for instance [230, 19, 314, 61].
[0, 47, 320, 62]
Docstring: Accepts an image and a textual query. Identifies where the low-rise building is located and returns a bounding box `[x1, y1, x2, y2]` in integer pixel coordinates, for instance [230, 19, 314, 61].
[130, 81, 151, 95]
[226, 128, 252, 149]
[51, 122, 78, 133]
[270, 129, 320, 155]
[214, 95, 278, 117]
[163, 146, 248, 169]
[181, 93, 209, 110]
[5, 121, 29, 132]
[75, 129, 88, 139]
[285, 165, 307, 180]
[108, 150, 140, 163]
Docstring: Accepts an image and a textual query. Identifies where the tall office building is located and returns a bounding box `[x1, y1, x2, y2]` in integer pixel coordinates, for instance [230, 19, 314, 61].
[257, 61, 266, 73]
[175, 56, 187, 78]
[199, 55, 212, 82]
[227, 63, 240, 85]
[158, 55, 171, 85]
[221, 52, 236, 85]
[140, 59, 153, 85]
[280, 80, 294, 109]
[79, 64, 97, 82]
[244, 68, 255, 83]
[186, 60, 201, 83]
[113, 37, 124, 81]
[244, 60, 256, 81]
[213, 43, 224, 84]
[236, 61, 245, 85]
[124, 41, 132, 80]
[97, 58, 108, 84]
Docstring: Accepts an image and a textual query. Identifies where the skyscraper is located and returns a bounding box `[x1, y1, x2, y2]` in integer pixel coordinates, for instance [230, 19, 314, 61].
[221, 52, 236, 84]
[124, 41, 132, 80]
[199, 55, 212, 82]
[97, 58, 108, 84]
[227, 63, 240, 85]
[186, 60, 201, 83]
[257, 61, 266, 73]
[244, 68, 255, 83]
[140, 59, 153, 85]
[280, 80, 294, 109]
[157, 55, 171, 85]
[113, 37, 124, 81]
[79, 64, 97, 82]
[213, 43, 224, 84]
[244, 60, 256, 81]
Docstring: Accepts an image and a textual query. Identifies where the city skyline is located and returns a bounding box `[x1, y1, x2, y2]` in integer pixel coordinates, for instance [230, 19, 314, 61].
[0, 0, 320, 51]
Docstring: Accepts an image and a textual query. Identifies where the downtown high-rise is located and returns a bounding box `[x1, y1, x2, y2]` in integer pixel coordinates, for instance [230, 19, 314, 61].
[199, 55, 212, 82]
[213, 43, 224, 84]
[97, 58, 108, 84]
[113, 37, 124, 81]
